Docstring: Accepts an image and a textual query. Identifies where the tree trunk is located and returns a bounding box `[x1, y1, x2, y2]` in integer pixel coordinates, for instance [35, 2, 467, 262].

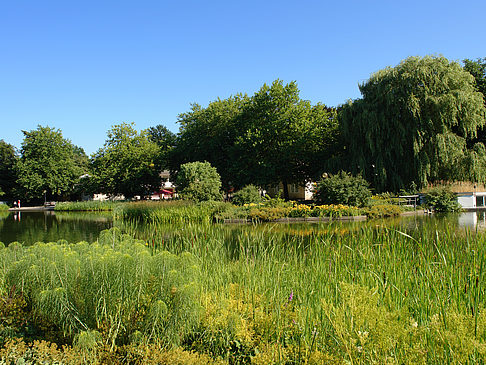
[282, 180, 290, 201]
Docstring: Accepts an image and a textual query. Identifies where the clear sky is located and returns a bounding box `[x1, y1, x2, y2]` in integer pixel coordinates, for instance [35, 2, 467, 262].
[1, 0, 485, 155]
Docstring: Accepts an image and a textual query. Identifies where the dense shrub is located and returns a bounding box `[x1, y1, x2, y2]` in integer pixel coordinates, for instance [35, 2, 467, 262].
[232, 185, 262, 206]
[314, 171, 372, 207]
[247, 206, 291, 221]
[0, 203, 8, 211]
[364, 204, 403, 218]
[424, 187, 461, 212]
[176, 162, 222, 202]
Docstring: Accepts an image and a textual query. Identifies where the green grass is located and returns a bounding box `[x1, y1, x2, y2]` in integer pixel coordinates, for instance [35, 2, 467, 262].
[1, 218, 486, 363]
[113, 200, 232, 224]
[54, 200, 126, 211]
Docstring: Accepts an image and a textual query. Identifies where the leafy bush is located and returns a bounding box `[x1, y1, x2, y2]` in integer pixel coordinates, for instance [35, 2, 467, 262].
[248, 206, 291, 221]
[311, 204, 362, 217]
[232, 185, 262, 206]
[424, 187, 461, 212]
[176, 162, 222, 202]
[314, 171, 372, 207]
[0, 204, 8, 211]
[364, 204, 403, 218]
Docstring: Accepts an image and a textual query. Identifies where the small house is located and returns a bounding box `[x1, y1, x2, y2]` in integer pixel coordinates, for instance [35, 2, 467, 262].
[457, 192, 486, 210]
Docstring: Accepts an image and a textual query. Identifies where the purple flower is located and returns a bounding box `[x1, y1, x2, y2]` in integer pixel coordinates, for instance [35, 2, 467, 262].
[288, 290, 293, 302]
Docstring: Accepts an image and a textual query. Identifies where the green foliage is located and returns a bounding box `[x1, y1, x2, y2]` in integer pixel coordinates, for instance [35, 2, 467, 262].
[340, 55, 486, 192]
[364, 204, 403, 218]
[0, 228, 202, 347]
[91, 123, 161, 199]
[232, 185, 262, 206]
[233, 80, 338, 199]
[176, 162, 222, 202]
[464, 57, 486, 100]
[16, 126, 87, 200]
[314, 171, 372, 207]
[0, 204, 8, 211]
[3, 221, 486, 362]
[172, 81, 338, 197]
[0, 337, 225, 364]
[0, 140, 18, 201]
[424, 187, 461, 212]
[147, 124, 177, 169]
[113, 200, 232, 224]
[55, 200, 125, 211]
[171, 95, 249, 191]
[247, 206, 291, 221]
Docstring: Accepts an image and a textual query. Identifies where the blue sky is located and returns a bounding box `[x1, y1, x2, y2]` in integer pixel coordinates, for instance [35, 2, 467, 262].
[1, 0, 485, 155]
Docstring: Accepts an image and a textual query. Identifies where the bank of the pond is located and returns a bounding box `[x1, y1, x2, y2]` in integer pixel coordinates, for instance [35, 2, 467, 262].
[8, 206, 54, 212]
[1, 223, 486, 363]
[109, 200, 412, 224]
[53, 199, 414, 223]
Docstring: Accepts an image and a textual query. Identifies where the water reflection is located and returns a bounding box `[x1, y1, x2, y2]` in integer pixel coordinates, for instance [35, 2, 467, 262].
[0, 211, 113, 246]
[457, 211, 486, 229]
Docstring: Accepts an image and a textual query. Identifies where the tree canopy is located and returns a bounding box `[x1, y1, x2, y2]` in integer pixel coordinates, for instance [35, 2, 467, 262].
[0, 140, 19, 200]
[171, 80, 338, 199]
[91, 123, 161, 199]
[233, 80, 338, 198]
[16, 126, 87, 200]
[170, 95, 249, 190]
[340, 56, 486, 192]
[175, 161, 222, 202]
[147, 124, 177, 169]
[464, 58, 486, 100]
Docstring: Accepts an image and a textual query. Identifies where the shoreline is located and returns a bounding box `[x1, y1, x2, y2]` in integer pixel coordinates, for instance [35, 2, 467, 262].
[8, 206, 55, 212]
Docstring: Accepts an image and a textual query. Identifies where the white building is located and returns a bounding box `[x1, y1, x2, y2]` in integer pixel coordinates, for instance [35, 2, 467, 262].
[457, 192, 486, 209]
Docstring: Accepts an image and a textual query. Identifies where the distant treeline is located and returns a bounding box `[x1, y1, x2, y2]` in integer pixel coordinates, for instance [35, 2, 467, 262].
[0, 55, 485, 202]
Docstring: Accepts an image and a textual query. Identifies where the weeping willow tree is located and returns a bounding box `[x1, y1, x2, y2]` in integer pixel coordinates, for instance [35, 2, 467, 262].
[340, 56, 486, 192]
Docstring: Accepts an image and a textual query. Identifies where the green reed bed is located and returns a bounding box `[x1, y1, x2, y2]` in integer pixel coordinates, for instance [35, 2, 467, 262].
[113, 200, 232, 224]
[117, 220, 486, 363]
[55, 200, 125, 212]
[1, 220, 486, 363]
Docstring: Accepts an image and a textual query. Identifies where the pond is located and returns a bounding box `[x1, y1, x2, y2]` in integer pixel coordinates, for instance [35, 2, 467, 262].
[0, 210, 485, 246]
[0, 211, 113, 245]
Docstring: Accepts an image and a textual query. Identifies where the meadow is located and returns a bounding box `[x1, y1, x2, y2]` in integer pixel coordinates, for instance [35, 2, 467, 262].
[1, 213, 486, 363]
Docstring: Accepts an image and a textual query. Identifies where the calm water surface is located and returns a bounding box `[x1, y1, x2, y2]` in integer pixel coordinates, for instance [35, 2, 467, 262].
[0, 211, 113, 245]
[0, 210, 485, 246]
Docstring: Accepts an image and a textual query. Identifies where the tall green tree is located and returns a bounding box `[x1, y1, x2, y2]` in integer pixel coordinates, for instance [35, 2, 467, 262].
[147, 124, 177, 169]
[464, 58, 486, 146]
[0, 140, 19, 200]
[172, 82, 337, 199]
[16, 126, 86, 200]
[171, 95, 249, 190]
[340, 56, 486, 192]
[464, 58, 486, 99]
[91, 123, 161, 199]
[233, 80, 338, 199]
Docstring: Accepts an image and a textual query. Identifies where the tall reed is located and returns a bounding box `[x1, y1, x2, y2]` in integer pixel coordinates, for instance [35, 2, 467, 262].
[55, 201, 125, 212]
